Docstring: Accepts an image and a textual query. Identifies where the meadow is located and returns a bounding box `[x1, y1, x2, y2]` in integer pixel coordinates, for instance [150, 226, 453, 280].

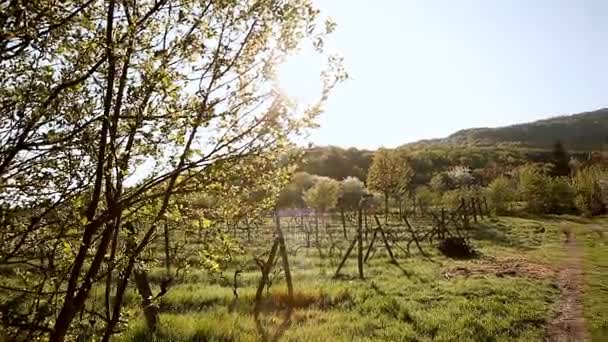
[112, 213, 607, 342]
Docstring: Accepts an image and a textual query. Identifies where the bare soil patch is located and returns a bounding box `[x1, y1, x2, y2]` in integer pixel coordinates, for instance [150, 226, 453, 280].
[546, 234, 589, 342]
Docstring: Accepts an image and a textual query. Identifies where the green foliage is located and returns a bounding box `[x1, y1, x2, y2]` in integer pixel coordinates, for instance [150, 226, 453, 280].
[415, 186, 439, 208]
[550, 140, 570, 177]
[572, 166, 606, 216]
[366, 149, 414, 198]
[439, 108, 608, 150]
[367, 148, 414, 218]
[429, 172, 453, 192]
[299, 146, 373, 181]
[338, 177, 366, 210]
[517, 165, 550, 213]
[545, 177, 576, 214]
[0, 0, 347, 338]
[485, 177, 516, 214]
[116, 216, 569, 342]
[303, 177, 341, 213]
[579, 220, 608, 340]
[277, 172, 319, 209]
[446, 165, 474, 189]
[441, 189, 469, 211]
[364, 192, 386, 213]
[516, 164, 576, 214]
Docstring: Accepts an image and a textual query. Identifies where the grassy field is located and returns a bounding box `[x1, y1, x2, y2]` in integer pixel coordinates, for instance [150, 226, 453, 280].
[578, 217, 608, 340]
[114, 215, 607, 341]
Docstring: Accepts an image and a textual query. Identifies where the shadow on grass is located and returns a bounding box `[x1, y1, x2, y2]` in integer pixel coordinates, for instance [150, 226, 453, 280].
[128, 329, 238, 342]
[158, 287, 353, 316]
[468, 220, 540, 251]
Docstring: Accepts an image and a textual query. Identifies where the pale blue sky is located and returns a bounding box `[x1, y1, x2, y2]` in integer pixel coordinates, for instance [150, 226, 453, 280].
[277, 0, 608, 149]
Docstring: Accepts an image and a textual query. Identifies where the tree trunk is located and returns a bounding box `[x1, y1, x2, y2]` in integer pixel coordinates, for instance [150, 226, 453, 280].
[398, 197, 402, 218]
[275, 213, 293, 302]
[384, 193, 389, 225]
[50, 220, 113, 342]
[314, 212, 319, 245]
[341, 208, 347, 239]
[133, 269, 159, 331]
[164, 221, 170, 274]
[364, 210, 369, 241]
[357, 207, 364, 279]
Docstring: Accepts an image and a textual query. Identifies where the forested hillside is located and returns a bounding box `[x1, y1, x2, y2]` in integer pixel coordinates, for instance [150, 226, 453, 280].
[431, 108, 608, 150]
[300, 108, 608, 183]
[300, 145, 591, 186]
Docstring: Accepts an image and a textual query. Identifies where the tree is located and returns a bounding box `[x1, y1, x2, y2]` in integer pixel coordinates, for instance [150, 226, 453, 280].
[572, 166, 606, 216]
[303, 177, 341, 214]
[366, 148, 413, 221]
[518, 165, 550, 213]
[277, 172, 318, 209]
[414, 185, 438, 214]
[485, 176, 515, 215]
[546, 177, 575, 214]
[338, 177, 366, 210]
[337, 177, 365, 237]
[550, 140, 570, 177]
[446, 165, 474, 189]
[429, 172, 453, 193]
[0, 1, 345, 340]
[303, 177, 341, 243]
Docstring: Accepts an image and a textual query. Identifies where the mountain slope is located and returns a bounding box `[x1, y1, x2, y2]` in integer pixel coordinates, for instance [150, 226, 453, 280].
[407, 108, 608, 151]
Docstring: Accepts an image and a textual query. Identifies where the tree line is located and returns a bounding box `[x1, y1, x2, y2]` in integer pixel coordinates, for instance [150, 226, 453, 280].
[281, 141, 608, 220]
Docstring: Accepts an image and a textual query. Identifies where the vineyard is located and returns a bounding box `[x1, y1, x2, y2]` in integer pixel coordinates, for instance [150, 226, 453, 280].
[101, 200, 603, 341]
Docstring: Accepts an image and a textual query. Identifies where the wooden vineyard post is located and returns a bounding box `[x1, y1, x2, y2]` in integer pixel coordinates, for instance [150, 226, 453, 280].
[335, 194, 373, 279]
[471, 198, 478, 223]
[482, 197, 489, 215]
[305, 222, 311, 248]
[341, 208, 347, 239]
[254, 238, 279, 315]
[275, 212, 293, 304]
[477, 197, 485, 219]
[253, 211, 295, 342]
[357, 205, 364, 279]
[334, 237, 358, 278]
[364, 210, 369, 242]
[402, 215, 429, 258]
[460, 198, 468, 228]
[314, 212, 319, 246]
[441, 208, 446, 239]
[374, 215, 397, 264]
[363, 229, 378, 262]
[364, 215, 399, 265]
[412, 196, 416, 217]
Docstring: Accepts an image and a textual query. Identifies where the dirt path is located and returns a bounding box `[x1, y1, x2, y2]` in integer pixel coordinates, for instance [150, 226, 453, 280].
[546, 232, 588, 342]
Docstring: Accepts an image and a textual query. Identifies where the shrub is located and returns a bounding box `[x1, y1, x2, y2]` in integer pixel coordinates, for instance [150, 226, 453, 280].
[446, 165, 475, 189]
[516, 164, 577, 214]
[441, 189, 472, 211]
[517, 165, 550, 213]
[485, 176, 515, 215]
[415, 185, 439, 209]
[429, 172, 452, 193]
[572, 166, 606, 216]
[546, 177, 576, 214]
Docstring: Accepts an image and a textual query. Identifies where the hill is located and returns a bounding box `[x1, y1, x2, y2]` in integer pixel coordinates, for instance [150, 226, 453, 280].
[301, 108, 608, 182]
[414, 108, 608, 151]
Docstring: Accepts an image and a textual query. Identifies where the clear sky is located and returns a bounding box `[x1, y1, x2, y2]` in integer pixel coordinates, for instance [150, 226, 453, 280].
[277, 0, 608, 149]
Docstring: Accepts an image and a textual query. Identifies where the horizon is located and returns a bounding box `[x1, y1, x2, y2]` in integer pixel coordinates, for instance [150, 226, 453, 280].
[277, 0, 608, 149]
[304, 105, 608, 150]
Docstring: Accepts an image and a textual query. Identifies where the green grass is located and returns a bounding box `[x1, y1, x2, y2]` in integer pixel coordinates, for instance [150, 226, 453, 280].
[578, 217, 608, 340]
[114, 216, 575, 341]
